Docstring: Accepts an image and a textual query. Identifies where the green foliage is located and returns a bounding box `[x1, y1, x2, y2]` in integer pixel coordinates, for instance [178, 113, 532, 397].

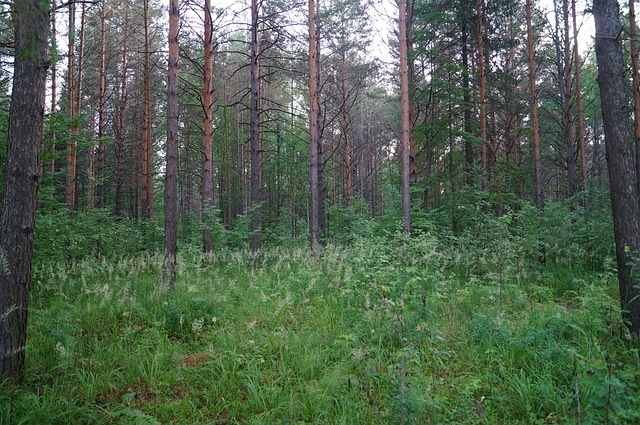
[34, 210, 161, 266]
[4, 194, 631, 423]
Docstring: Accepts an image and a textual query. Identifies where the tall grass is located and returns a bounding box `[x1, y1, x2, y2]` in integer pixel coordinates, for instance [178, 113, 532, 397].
[2, 220, 639, 423]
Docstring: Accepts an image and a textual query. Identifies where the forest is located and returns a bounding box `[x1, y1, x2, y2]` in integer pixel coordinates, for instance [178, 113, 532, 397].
[2, 0, 640, 422]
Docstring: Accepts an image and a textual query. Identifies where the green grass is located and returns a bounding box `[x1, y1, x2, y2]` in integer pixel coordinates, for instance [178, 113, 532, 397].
[2, 235, 640, 424]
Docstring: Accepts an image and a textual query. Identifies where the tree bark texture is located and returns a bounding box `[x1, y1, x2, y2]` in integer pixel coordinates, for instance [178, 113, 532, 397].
[572, 0, 587, 196]
[527, 0, 544, 210]
[141, 0, 154, 219]
[250, 0, 261, 253]
[97, 0, 107, 209]
[476, 0, 487, 190]
[164, 0, 179, 290]
[66, 1, 77, 210]
[594, 0, 640, 337]
[0, 0, 49, 380]
[308, 0, 320, 257]
[629, 0, 640, 197]
[202, 0, 214, 253]
[399, 0, 411, 234]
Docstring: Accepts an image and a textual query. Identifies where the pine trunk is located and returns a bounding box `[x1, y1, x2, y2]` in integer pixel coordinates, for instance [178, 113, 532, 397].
[164, 0, 179, 290]
[594, 0, 640, 337]
[202, 0, 214, 253]
[0, 0, 49, 380]
[399, 0, 411, 234]
[308, 0, 320, 257]
[527, 0, 543, 210]
[250, 0, 261, 253]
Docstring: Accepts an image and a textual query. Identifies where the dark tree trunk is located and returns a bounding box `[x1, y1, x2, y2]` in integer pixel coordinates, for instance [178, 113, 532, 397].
[594, 0, 640, 337]
[527, 0, 543, 210]
[250, 0, 261, 253]
[164, 0, 179, 290]
[461, 0, 473, 186]
[202, 0, 214, 253]
[0, 0, 49, 380]
[399, 0, 411, 234]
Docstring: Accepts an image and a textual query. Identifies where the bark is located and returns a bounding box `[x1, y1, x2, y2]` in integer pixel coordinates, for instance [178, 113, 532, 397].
[141, 0, 153, 219]
[630, 0, 640, 197]
[49, 6, 56, 174]
[399, 0, 411, 234]
[66, 1, 76, 210]
[0, 0, 49, 380]
[202, 0, 214, 253]
[250, 0, 261, 253]
[594, 0, 640, 337]
[461, 1, 473, 186]
[96, 0, 107, 209]
[309, 0, 320, 256]
[115, 12, 128, 217]
[562, 0, 577, 197]
[527, 0, 544, 210]
[164, 0, 179, 290]
[407, 0, 418, 186]
[572, 0, 587, 196]
[476, 0, 487, 190]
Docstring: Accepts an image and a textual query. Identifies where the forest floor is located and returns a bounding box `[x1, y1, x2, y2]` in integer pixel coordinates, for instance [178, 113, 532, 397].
[2, 233, 640, 424]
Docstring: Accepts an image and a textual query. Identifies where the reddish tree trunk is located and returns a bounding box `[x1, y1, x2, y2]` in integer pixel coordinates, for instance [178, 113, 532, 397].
[164, 0, 179, 290]
[308, 0, 320, 256]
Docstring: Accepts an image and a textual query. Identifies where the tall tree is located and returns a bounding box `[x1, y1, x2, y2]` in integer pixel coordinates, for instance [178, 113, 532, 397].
[96, 0, 107, 209]
[66, 0, 77, 210]
[0, 0, 50, 379]
[629, 0, 640, 196]
[250, 0, 262, 252]
[202, 0, 214, 253]
[572, 0, 587, 195]
[593, 0, 640, 337]
[309, 0, 321, 256]
[164, 0, 179, 289]
[477, 0, 487, 190]
[141, 0, 154, 219]
[526, 0, 543, 210]
[399, 0, 411, 234]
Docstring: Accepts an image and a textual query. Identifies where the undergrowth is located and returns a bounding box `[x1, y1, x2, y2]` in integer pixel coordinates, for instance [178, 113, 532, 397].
[2, 228, 639, 424]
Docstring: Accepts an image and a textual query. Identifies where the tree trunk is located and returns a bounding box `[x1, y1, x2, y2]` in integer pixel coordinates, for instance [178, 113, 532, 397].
[115, 12, 128, 218]
[96, 0, 107, 209]
[572, 0, 587, 197]
[461, 1, 473, 186]
[562, 0, 577, 197]
[49, 6, 57, 174]
[476, 0, 487, 190]
[66, 1, 76, 210]
[308, 0, 320, 257]
[202, 0, 214, 253]
[164, 0, 179, 290]
[630, 0, 640, 197]
[141, 0, 153, 219]
[250, 0, 261, 253]
[399, 0, 411, 234]
[594, 0, 640, 337]
[527, 0, 543, 210]
[0, 0, 49, 380]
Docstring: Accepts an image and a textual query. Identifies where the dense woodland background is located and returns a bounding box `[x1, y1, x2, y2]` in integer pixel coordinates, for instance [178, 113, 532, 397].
[3, 0, 640, 422]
